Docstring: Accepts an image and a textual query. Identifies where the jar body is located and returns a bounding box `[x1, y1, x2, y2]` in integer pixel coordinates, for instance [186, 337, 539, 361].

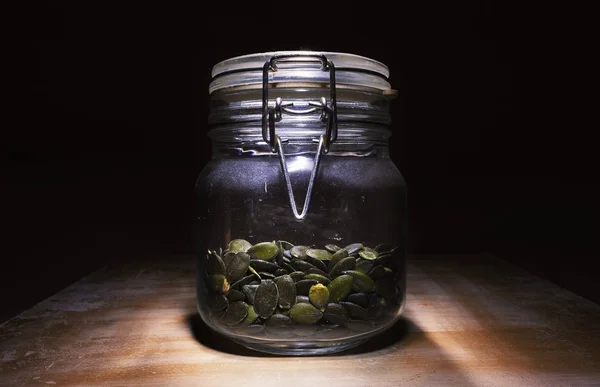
[195, 145, 407, 354]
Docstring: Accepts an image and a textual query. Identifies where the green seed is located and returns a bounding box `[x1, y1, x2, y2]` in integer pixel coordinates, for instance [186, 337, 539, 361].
[291, 260, 317, 272]
[279, 240, 295, 250]
[206, 251, 226, 275]
[296, 279, 318, 295]
[309, 283, 330, 310]
[306, 267, 332, 278]
[344, 243, 364, 255]
[222, 251, 236, 269]
[347, 292, 371, 308]
[358, 247, 379, 260]
[276, 275, 296, 310]
[373, 252, 392, 267]
[229, 239, 252, 253]
[254, 280, 279, 318]
[340, 301, 370, 320]
[241, 284, 258, 304]
[289, 271, 305, 282]
[343, 270, 376, 293]
[249, 259, 279, 272]
[283, 250, 292, 259]
[323, 303, 350, 325]
[207, 274, 230, 294]
[368, 266, 394, 280]
[305, 256, 329, 272]
[227, 289, 245, 302]
[258, 272, 275, 280]
[355, 259, 374, 274]
[325, 244, 342, 253]
[247, 242, 280, 261]
[248, 266, 261, 280]
[241, 305, 258, 325]
[265, 314, 293, 328]
[225, 252, 250, 282]
[375, 243, 393, 253]
[295, 295, 310, 304]
[306, 249, 332, 261]
[274, 268, 288, 277]
[329, 257, 357, 278]
[304, 273, 331, 286]
[207, 294, 228, 311]
[375, 276, 397, 300]
[230, 275, 255, 290]
[290, 245, 308, 260]
[327, 274, 353, 302]
[328, 249, 349, 270]
[289, 303, 323, 325]
[220, 301, 248, 326]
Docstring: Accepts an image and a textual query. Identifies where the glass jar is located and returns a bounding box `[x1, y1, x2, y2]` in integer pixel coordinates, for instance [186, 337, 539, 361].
[195, 51, 407, 355]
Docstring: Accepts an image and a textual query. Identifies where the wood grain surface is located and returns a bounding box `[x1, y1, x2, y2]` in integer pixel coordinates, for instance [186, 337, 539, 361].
[1, 254, 599, 386]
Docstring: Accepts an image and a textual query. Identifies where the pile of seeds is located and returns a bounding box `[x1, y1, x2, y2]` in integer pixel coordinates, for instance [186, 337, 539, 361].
[202, 239, 404, 339]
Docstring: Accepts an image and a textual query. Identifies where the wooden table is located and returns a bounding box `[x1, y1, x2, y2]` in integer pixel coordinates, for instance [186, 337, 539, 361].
[1, 254, 599, 386]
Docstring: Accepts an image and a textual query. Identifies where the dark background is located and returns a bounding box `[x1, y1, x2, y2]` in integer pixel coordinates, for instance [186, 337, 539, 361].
[3, 1, 597, 322]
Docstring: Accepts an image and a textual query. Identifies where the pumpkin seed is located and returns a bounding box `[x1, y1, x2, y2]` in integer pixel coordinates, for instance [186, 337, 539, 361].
[368, 265, 394, 280]
[304, 273, 331, 286]
[305, 256, 329, 272]
[258, 271, 275, 280]
[281, 262, 295, 273]
[247, 242, 279, 261]
[295, 295, 310, 304]
[207, 274, 230, 294]
[340, 301, 370, 320]
[276, 275, 296, 310]
[222, 251, 236, 270]
[254, 280, 279, 318]
[355, 259, 374, 274]
[323, 303, 350, 325]
[274, 268, 288, 277]
[325, 244, 342, 253]
[327, 274, 353, 302]
[241, 284, 259, 304]
[306, 267, 331, 278]
[306, 249, 332, 261]
[249, 259, 279, 272]
[279, 240, 295, 250]
[229, 239, 252, 253]
[225, 252, 250, 282]
[375, 243, 393, 253]
[309, 283, 330, 310]
[265, 313, 293, 328]
[347, 292, 371, 308]
[206, 251, 226, 275]
[291, 260, 317, 272]
[248, 266, 261, 280]
[328, 248, 349, 270]
[289, 271, 305, 282]
[230, 274, 255, 290]
[375, 276, 397, 300]
[343, 270, 376, 293]
[358, 247, 379, 260]
[293, 325, 319, 337]
[220, 301, 248, 326]
[296, 279, 318, 295]
[227, 289, 245, 302]
[344, 243, 364, 255]
[283, 249, 292, 259]
[207, 294, 228, 311]
[373, 252, 392, 267]
[289, 303, 323, 325]
[290, 245, 309, 259]
[329, 257, 357, 278]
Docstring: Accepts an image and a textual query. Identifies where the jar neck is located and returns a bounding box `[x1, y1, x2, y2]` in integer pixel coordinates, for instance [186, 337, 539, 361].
[208, 87, 393, 157]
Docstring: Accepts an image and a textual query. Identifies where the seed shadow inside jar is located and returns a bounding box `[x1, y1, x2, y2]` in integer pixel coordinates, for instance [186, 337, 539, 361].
[185, 313, 413, 358]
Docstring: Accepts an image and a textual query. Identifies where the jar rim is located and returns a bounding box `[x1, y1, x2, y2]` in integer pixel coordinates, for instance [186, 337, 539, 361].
[209, 51, 392, 94]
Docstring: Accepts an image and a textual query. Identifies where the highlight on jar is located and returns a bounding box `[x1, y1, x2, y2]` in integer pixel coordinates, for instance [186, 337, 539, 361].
[200, 239, 405, 339]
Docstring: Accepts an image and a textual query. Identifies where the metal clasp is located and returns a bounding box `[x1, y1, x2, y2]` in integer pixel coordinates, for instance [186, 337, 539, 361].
[261, 54, 338, 220]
